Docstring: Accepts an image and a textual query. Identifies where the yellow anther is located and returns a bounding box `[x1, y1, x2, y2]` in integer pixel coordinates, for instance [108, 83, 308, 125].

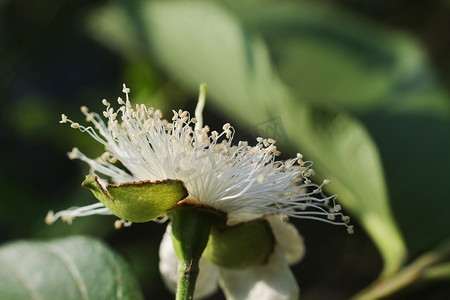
[86, 114, 94, 122]
[223, 123, 231, 131]
[101, 152, 109, 161]
[114, 220, 123, 229]
[60, 114, 68, 123]
[61, 215, 74, 225]
[45, 211, 55, 225]
[68, 147, 80, 160]
[347, 226, 354, 235]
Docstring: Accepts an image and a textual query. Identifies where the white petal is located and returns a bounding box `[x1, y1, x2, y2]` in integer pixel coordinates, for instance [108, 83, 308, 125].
[266, 215, 305, 265]
[159, 224, 219, 299]
[218, 247, 299, 300]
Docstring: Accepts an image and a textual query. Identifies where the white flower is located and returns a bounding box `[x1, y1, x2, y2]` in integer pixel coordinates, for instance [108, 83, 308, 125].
[47, 84, 352, 300]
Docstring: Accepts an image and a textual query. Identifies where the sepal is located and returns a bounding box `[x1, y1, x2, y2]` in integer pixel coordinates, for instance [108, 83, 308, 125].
[82, 175, 188, 222]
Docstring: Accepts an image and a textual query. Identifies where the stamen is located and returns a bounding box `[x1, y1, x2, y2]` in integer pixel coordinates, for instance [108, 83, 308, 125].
[114, 219, 133, 229]
[54, 84, 351, 232]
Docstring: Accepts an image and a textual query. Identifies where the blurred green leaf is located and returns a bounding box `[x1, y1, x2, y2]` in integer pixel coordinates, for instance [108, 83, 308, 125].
[228, 2, 450, 255]
[0, 236, 144, 300]
[87, 1, 406, 275]
[230, 2, 450, 117]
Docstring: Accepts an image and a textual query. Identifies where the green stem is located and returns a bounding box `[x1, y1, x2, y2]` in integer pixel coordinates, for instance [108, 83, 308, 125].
[176, 257, 200, 300]
[169, 206, 215, 300]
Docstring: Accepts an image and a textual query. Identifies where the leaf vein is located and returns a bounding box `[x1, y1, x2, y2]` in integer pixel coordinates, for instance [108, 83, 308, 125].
[0, 254, 41, 300]
[46, 244, 89, 300]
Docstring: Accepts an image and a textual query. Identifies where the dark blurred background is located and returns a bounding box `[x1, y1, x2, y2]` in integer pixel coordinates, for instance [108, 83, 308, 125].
[0, 1, 449, 299]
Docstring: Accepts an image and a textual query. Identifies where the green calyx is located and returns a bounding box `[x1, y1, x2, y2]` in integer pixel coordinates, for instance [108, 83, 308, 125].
[168, 203, 275, 270]
[167, 206, 276, 299]
[168, 206, 218, 300]
[82, 175, 188, 222]
[204, 218, 275, 269]
[169, 206, 220, 263]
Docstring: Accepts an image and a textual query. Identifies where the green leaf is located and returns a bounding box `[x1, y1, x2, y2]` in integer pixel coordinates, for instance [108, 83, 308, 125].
[0, 236, 143, 300]
[231, 2, 450, 116]
[204, 218, 275, 269]
[87, 1, 406, 275]
[82, 176, 188, 223]
[230, 1, 450, 255]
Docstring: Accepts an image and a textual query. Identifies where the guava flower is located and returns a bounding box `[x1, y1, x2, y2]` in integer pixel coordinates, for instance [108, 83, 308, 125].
[47, 84, 352, 300]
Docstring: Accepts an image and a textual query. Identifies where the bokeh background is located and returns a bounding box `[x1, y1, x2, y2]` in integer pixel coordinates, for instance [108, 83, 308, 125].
[1, 0, 449, 299]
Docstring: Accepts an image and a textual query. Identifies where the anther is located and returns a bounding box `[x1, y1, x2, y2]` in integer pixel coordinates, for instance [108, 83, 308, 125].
[45, 211, 55, 225]
[347, 226, 355, 235]
[60, 114, 68, 123]
[68, 148, 80, 160]
[61, 215, 75, 225]
[172, 110, 178, 121]
[122, 84, 130, 94]
[101, 152, 109, 161]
